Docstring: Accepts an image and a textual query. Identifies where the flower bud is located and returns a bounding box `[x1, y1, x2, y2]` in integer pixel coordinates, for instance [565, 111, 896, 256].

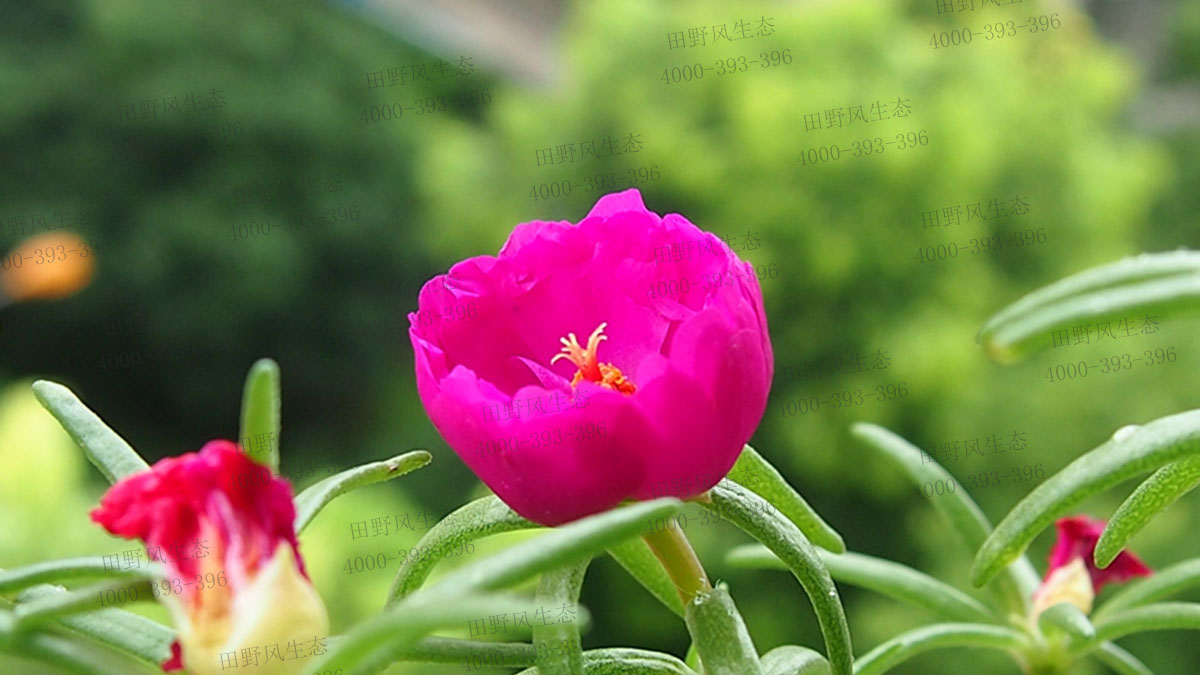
[91, 441, 328, 673]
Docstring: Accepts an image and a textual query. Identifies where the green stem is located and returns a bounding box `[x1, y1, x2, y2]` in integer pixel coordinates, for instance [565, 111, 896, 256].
[1024, 661, 1072, 675]
[642, 524, 712, 605]
[1020, 637, 1073, 675]
[533, 560, 589, 675]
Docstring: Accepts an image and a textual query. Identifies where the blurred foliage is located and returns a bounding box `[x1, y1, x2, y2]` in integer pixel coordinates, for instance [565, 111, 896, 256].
[2, 0, 1199, 672]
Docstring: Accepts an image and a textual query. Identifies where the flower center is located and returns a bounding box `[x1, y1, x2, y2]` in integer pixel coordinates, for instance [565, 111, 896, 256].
[550, 322, 636, 396]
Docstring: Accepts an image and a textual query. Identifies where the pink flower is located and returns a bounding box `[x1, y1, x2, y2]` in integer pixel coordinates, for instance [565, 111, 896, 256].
[1045, 515, 1152, 591]
[91, 441, 328, 675]
[1031, 515, 1152, 616]
[410, 189, 773, 525]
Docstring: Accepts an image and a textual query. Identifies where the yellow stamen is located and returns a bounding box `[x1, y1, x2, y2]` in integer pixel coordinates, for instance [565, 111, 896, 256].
[551, 322, 637, 396]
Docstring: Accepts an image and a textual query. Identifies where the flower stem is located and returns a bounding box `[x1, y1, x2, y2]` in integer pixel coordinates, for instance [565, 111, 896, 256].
[1020, 640, 1073, 675]
[642, 523, 712, 606]
[1024, 662, 1071, 675]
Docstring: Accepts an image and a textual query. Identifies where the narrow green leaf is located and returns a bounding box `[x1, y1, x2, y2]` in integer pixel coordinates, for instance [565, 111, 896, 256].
[365, 500, 678, 671]
[1092, 641, 1155, 675]
[239, 358, 281, 472]
[15, 580, 152, 628]
[1095, 558, 1200, 620]
[386, 495, 537, 606]
[293, 449, 431, 533]
[534, 560, 589, 675]
[981, 251, 1200, 337]
[971, 409, 1200, 588]
[725, 545, 790, 571]
[399, 637, 535, 668]
[425, 499, 682, 598]
[977, 251, 1200, 362]
[0, 558, 157, 596]
[1095, 456, 1200, 569]
[850, 423, 1039, 613]
[15, 628, 163, 675]
[308, 593, 553, 675]
[726, 544, 994, 623]
[684, 583, 764, 675]
[17, 584, 173, 667]
[761, 645, 831, 675]
[1037, 602, 1096, 642]
[606, 538, 684, 618]
[851, 623, 1029, 675]
[726, 445, 845, 553]
[516, 647, 697, 674]
[703, 481, 853, 675]
[32, 380, 149, 484]
[1091, 603, 1200, 643]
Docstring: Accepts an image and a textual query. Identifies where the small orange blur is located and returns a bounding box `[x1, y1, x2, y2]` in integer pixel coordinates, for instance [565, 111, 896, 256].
[0, 231, 97, 302]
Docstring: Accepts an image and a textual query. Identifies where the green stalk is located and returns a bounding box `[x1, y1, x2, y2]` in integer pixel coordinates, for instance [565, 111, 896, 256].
[1020, 641, 1073, 675]
[641, 523, 712, 604]
[643, 517, 764, 674]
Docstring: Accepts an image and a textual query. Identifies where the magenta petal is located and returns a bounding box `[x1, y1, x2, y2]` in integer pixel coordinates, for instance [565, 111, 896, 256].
[163, 641, 184, 671]
[627, 365, 731, 500]
[419, 370, 647, 525]
[90, 440, 305, 581]
[410, 189, 773, 525]
[1045, 515, 1153, 593]
[585, 188, 648, 219]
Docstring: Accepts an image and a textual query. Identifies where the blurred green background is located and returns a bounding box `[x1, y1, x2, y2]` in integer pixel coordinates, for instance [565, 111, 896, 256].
[2, 0, 1199, 672]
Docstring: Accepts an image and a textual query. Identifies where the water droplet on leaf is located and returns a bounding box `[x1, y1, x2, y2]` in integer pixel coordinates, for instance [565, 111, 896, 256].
[1112, 425, 1140, 442]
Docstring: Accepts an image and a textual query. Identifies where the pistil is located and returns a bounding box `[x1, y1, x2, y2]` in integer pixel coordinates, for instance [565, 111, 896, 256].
[551, 322, 637, 395]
